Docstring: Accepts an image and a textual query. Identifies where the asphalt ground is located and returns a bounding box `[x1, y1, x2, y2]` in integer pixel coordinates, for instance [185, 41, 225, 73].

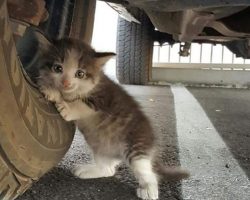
[17, 85, 250, 200]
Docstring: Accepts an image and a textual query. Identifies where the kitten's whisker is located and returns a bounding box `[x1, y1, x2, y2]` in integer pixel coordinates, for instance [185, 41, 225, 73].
[34, 76, 42, 79]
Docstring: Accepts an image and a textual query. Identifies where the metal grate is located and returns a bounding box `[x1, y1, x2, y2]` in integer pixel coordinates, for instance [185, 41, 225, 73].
[153, 43, 250, 70]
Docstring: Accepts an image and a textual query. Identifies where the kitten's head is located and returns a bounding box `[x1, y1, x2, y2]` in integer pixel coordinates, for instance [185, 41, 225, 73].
[36, 32, 115, 101]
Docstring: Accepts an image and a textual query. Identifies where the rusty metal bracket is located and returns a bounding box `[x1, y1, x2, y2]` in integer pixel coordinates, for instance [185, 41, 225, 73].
[179, 42, 191, 57]
[107, 2, 140, 23]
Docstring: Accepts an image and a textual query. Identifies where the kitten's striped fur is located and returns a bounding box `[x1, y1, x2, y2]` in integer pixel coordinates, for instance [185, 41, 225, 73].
[33, 33, 189, 200]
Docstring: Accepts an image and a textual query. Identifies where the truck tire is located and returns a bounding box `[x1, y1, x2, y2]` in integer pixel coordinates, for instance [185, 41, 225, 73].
[0, 1, 75, 199]
[116, 9, 154, 85]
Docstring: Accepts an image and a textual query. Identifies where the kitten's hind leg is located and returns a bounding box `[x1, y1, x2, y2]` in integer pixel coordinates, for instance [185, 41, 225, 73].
[130, 157, 159, 200]
[72, 157, 120, 179]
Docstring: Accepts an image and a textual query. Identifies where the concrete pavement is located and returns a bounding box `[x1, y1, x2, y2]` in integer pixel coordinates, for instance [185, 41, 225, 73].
[17, 85, 250, 200]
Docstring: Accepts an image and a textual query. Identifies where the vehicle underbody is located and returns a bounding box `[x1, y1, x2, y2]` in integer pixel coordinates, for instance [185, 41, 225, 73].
[105, 0, 250, 58]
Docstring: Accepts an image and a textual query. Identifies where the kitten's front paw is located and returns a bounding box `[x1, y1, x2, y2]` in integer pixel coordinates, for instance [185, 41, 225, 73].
[40, 87, 61, 102]
[55, 101, 75, 121]
[137, 185, 159, 200]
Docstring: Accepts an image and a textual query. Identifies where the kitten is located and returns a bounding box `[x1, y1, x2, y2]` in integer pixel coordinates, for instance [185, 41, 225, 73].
[33, 32, 189, 200]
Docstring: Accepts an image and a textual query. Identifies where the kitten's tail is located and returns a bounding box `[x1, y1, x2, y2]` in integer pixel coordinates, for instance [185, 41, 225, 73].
[153, 161, 190, 181]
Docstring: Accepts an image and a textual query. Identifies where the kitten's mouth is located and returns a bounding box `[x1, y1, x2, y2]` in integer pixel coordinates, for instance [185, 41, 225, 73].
[61, 86, 76, 93]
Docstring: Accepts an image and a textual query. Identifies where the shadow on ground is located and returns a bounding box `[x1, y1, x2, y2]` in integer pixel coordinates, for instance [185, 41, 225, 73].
[188, 87, 250, 179]
[17, 86, 184, 200]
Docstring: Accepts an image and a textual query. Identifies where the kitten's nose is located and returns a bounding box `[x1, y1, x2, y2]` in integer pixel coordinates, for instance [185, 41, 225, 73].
[62, 79, 71, 88]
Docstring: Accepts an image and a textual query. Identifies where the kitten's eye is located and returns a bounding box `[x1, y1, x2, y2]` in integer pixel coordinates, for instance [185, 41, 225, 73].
[52, 64, 63, 73]
[75, 69, 86, 79]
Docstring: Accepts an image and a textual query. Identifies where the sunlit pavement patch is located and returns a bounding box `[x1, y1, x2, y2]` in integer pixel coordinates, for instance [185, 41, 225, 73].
[171, 85, 250, 200]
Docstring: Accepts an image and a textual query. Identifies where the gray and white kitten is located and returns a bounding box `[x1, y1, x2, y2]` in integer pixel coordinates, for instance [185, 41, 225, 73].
[32, 33, 189, 200]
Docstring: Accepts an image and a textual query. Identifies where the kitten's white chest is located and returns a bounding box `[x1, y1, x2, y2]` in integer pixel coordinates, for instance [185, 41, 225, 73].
[56, 99, 97, 122]
[69, 100, 97, 119]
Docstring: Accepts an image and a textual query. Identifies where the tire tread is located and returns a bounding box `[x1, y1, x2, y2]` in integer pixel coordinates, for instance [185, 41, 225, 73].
[116, 9, 154, 85]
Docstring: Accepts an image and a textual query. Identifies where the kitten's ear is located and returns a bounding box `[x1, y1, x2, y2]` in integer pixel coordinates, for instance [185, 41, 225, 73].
[94, 52, 116, 67]
[34, 31, 53, 51]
